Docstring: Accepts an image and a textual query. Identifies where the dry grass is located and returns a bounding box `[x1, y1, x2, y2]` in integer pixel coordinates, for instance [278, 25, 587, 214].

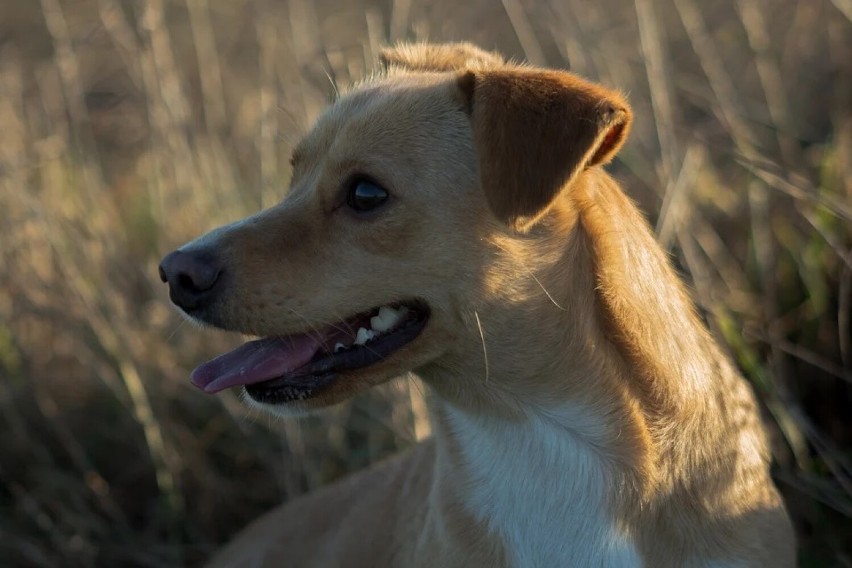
[0, 0, 849, 566]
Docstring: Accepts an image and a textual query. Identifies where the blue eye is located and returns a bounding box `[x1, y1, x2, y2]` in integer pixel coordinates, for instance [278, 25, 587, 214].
[347, 179, 389, 212]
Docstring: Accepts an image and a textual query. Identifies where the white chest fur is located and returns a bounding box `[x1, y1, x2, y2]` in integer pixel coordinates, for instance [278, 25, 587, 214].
[446, 405, 641, 567]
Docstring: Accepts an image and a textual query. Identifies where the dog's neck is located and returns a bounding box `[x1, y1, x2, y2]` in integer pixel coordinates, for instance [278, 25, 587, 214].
[419, 170, 735, 564]
[422, 217, 647, 564]
[431, 400, 643, 566]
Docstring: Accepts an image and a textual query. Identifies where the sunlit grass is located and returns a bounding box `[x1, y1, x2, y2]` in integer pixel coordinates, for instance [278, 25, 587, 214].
[0, 0, 849, 565]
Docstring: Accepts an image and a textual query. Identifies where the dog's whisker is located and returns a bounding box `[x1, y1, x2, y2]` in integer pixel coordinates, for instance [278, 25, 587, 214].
[529, 271, 567, 311]
[327, 308, 357, 338]
[474, 310, 490, 386]
[491, 240, 568, 311]
[166, 318, 188, 342]
[282, 306, 329, 342]
[324, 70, 340, 100]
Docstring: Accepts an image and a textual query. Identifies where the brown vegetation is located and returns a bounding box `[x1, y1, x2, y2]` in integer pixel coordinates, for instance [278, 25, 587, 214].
[0, 0, 849, 566]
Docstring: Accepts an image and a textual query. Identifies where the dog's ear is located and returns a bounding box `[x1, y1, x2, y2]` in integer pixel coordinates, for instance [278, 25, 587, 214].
[459, 68, 631, 231]
[380, 42, 504, 72]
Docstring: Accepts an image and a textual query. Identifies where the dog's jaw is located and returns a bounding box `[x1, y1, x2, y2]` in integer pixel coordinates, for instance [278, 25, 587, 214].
[181, 298, 434, 412]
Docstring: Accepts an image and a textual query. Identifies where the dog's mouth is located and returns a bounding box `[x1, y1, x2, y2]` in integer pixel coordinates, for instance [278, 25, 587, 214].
[190, 301, 429, 404]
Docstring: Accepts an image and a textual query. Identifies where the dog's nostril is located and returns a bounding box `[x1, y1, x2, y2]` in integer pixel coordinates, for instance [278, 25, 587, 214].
[158, 264, 168, 283]
[182, 259, 220, 292]
[178, 272, 202, 292]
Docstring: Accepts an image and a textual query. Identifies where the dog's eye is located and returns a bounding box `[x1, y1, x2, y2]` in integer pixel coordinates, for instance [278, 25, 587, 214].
[347, 179, 388, 212]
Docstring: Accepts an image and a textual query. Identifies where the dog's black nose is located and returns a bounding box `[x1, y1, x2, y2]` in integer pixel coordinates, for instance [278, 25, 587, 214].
[159, 249, 222, 311]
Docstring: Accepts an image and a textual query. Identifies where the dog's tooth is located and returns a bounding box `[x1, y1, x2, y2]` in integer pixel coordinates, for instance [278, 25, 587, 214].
[354, 328, 367, 345]
[371, 305, 404, 332]
[369, 315, 385, 332]
[334, 342, 346, 353]
[354, 327, 374, 345]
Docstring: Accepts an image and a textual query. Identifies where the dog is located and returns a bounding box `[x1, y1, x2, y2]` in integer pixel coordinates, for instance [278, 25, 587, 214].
[159, 42, 795, 567]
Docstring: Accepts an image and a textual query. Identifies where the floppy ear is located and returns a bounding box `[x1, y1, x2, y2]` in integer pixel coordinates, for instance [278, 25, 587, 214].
[380, 42, 504, 72]
[459, 68, 631, 231]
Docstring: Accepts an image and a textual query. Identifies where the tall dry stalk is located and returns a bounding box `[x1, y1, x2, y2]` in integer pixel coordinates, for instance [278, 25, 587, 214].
[0, 0, 849, 565]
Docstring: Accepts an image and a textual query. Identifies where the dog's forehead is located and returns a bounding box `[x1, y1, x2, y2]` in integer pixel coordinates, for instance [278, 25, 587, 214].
[293, 72, 463, 166]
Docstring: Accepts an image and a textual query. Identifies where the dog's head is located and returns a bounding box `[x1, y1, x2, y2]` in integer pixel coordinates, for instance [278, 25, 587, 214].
[160, 42, 630, 415]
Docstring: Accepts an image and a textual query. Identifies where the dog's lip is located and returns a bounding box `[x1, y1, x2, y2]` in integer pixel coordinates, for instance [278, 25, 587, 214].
[190, 301, 429, 397]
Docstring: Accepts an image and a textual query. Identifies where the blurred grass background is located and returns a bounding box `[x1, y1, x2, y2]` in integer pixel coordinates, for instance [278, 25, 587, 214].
[0, 0, 849, 566]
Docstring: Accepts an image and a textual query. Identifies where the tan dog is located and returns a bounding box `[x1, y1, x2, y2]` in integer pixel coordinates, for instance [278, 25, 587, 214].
[160, 42, 794, 567]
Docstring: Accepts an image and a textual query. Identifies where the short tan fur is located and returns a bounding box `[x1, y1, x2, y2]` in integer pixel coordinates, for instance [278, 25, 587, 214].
[160, 42, 794, 567]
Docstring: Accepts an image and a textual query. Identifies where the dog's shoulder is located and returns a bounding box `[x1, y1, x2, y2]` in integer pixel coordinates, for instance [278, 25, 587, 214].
[207, 441, 436, 568]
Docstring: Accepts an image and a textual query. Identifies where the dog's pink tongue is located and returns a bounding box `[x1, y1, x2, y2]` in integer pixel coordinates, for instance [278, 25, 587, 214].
[190, 335, 322, 393]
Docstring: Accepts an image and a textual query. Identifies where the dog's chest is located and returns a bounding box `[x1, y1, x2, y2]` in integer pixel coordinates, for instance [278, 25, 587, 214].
[446, 407, 641, 567]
